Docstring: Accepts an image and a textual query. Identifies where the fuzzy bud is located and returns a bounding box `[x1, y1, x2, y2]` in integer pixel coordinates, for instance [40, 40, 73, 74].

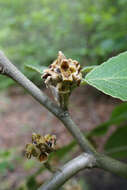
[42, 51, 82, 110]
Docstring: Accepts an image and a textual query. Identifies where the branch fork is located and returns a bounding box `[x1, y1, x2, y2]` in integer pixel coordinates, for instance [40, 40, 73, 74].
[0, 50, 127, 190]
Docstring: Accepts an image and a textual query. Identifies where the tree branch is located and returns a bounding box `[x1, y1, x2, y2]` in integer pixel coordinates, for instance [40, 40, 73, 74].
[96, 153, 127, 178]
[0, 50, 127, 186]
[0, 51, 60, 116]
[38, 153, 96, 190]
[0, 50, 95, 154]
[39, 154, 127, 190]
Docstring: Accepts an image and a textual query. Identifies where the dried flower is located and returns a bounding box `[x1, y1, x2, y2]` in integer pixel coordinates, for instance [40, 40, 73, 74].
[25, 133, 56, 162]
[42, 51, 82, 110]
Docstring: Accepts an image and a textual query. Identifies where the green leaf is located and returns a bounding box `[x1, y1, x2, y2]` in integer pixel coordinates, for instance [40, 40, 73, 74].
[0, 161, 14, 173]
[0, 150, 11, 158]
[88, 122, 111, 137]
[25, 64, 47, 75]
[23, 160, 36, 171]
[85, 51, 127, 101]
[81, 65, 98, 74]
[89, 103, 127, 137]
[81, 66, 98, 85]
[54, 141, 76, 159]
[26, 176, 38, 190]
[0, 161, 9, 172]
[49, 141, 76, 161]
[0, 76, 15, 90]
[111, 102, 127, 119]
[105, 126, 127, 158]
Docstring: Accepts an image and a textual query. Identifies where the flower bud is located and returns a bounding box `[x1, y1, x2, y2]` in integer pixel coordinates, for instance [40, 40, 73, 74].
[42, 51, 82, 110]
[25, 133, 57, 162]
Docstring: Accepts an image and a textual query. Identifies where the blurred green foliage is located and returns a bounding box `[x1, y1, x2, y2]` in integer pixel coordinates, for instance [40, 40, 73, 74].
[0, 1, 127, 188]
[0, 149, 15, 175]
[0, 0, 127, 88]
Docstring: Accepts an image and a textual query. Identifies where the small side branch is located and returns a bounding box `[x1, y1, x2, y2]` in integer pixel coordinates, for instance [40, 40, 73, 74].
[1, 50, 127, 183]
[0, 50, 95, 154]
[39, 153, 127, 190]
[96, 153, 127, 178]
[59, 113, 96, 154]
[0, 51, 61, 116]
[38, 153, 96, 190]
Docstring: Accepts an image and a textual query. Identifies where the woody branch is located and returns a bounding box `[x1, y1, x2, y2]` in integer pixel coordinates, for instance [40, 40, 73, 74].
[0, 51, 127, 190]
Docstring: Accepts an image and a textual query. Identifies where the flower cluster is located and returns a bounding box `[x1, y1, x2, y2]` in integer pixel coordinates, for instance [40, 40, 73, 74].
[42, 51, 82, 109]
[25, 133, 56, 162]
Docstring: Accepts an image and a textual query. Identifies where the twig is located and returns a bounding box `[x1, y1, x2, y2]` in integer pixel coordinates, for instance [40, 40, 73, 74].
[39, 153, 127, 190]
[0, 50, 127, 189]
[38, 153, 96, 190]
[0, 50, 95, 154]
[96, 153, 127, 178]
